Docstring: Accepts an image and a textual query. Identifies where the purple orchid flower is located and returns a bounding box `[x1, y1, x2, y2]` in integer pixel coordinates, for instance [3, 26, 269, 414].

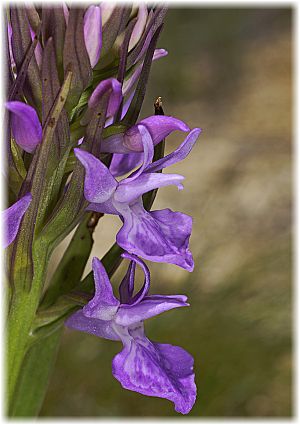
[5, 101, 42, 153]
[65, 253, 196, 414]
[74, 126, 201, 270]
[84, 5, 102, 68]
[2, 193, 32, 248]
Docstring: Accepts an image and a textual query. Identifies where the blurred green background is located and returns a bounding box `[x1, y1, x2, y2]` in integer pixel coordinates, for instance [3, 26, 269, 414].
[40, 8, 292, 417]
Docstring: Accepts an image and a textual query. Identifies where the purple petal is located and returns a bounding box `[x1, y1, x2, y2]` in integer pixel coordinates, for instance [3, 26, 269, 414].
[123, 116, 189, 152]
[84, 5, 102, 68]
[153, 48, 168, 61]
[120, 90, 135, 119]
[128, 5, 148, 51]
[124, 124, 154, 181]
[116, 294, 188, 326]
[119, 261, 136, 304]
[120, 253, 150, 306]
[146, 128, 202, 174]
[5, 101, 42, 153]
[74, 148, 117, 203]
[109, 152, 143, 177]
[100, 2, 116, 26]
[89, 78, 122, 117]
[2, 193, 32, 248]
[65, 310, 119, 341]
[112, 332, 196, 414]
[115, 173, 184, 204]
[87, 198, 119, 215]
[116, 202, 194, 271]
[100, 133, 132, 154]
[83, 257, 120, 321]
[139, 116, 190, 148]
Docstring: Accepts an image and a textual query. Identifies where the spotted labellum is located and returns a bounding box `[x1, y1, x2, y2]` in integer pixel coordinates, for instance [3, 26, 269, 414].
[4, 3, 202, 417]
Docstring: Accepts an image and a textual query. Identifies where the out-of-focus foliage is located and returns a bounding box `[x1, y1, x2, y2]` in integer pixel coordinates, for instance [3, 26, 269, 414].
[41, 8, 292, 417]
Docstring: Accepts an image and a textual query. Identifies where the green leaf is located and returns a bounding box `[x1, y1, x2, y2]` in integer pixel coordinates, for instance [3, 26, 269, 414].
[41, 213, 94, 308]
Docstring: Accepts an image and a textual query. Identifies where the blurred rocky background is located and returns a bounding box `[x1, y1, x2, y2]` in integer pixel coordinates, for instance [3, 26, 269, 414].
[41, 7, 292, 417]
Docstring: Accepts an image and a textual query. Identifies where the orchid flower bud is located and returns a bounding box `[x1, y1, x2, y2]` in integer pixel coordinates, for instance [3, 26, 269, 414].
[5, 101, 42, 153]
[84, 5, 102, 68]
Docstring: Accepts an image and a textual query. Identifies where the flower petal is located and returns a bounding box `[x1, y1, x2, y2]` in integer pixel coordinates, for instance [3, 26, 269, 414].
[87, 199, 119, 215]
[116, 202, 194, 271]
[116, 294, 188, 326]
[74, 148, 117, 203]
[123, 116, 189, 152]
[101, 2, 116, 26]
[2, 193, 32, 248]
[146, 128, 202, 174]
[65, 310, 119, 341]
[115, 173, 184, 204]
[5, 101, 42, 153]
[83, 257, 120, 321]
[112, 330, 196, 414]
[100, 133, 132, 154]
[128, 5, 148, 51]
[109, 152, 143, 177]
[89, 78, 122, 117]
[120, 253, 150, 306]
[84, 5, 102, 68]
[124, 124, 154, 181]
[118, 260, 136, 304]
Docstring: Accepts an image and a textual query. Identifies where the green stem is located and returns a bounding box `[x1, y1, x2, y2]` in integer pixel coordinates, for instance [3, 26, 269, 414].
[6, 242, 49, 413]
[10, 327, 63, 417]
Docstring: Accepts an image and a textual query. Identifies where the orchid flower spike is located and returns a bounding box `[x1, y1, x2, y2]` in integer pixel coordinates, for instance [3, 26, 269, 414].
[74, 127, 201, 271]
[65, 253, 196, 414]
[2, 193, 32, 248]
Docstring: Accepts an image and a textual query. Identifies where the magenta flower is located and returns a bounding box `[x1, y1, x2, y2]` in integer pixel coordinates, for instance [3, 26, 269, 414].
[74, 126, 201, 270]
[2, 193, 32, 248]
[66, 253, 196, 414]
[5, 101, 42, 153]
